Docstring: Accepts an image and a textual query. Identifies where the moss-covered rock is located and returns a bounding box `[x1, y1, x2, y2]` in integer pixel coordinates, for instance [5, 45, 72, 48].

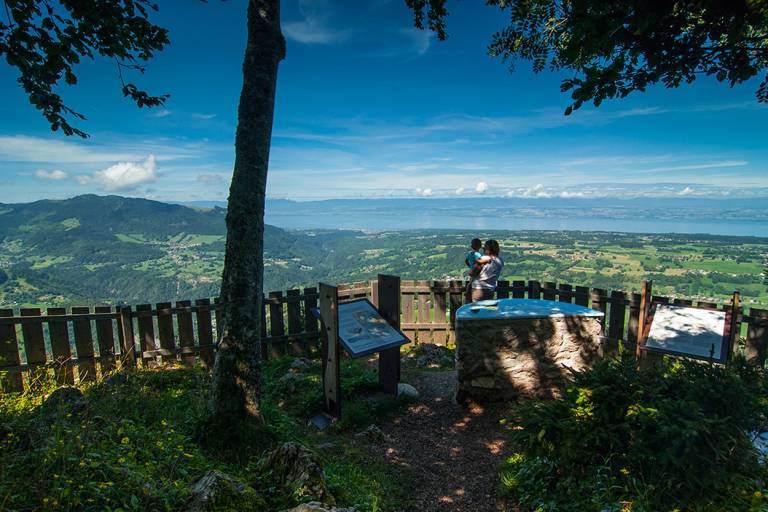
[262, 442, 334, 505]
[186, 470, 267, 512]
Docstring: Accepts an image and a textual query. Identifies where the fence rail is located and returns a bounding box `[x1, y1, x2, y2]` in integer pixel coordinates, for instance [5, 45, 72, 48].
[1, 279, 767, 393]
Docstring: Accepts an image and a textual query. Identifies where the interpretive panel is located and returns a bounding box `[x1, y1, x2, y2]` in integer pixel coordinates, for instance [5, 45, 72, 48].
[645, 304, 728, 362]
[338, 299, 408, 358]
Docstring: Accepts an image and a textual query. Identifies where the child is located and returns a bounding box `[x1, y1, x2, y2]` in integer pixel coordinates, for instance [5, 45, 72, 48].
[464, 238, 482, 269]
[464, 238, 482, 303]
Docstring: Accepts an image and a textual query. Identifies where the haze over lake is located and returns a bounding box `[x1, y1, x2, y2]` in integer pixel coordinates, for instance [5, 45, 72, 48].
[255, 197, 768, 237]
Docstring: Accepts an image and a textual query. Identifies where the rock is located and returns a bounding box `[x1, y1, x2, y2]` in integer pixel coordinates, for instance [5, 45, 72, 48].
[283, 502, 357, 512]
[354, 425, 391, 444]
[262, 442, 334, 504]
[41, 386, 86, 414]
[397, 383, 419, 399]
[102, 371, 130, 387]
[186, 470, 266, 512]
[290, 357, 313, 370]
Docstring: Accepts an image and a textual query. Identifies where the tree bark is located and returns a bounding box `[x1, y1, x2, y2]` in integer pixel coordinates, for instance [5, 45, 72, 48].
[210, 0, 285, 421]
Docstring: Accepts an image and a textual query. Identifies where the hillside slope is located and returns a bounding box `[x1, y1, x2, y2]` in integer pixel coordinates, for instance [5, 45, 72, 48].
[0, 195, 328, 304]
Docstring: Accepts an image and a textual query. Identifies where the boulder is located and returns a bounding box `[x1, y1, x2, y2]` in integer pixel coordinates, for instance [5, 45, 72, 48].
[186, 470, 266, 512]
[262, 442, 334, 505]
[41, 386, 86, 414]
[290, 357, 313, 370]
[102, 370, 131, 387]
[397, 383, 419, 399]
[283, 502, 357, 512]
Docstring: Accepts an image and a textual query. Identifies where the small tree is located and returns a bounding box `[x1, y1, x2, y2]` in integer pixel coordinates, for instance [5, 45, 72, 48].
[406, 0, 768, 113]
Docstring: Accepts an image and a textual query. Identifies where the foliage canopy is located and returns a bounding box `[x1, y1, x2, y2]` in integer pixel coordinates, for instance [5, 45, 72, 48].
[0, 0, 169, 137]
[407, 0, 768, 113]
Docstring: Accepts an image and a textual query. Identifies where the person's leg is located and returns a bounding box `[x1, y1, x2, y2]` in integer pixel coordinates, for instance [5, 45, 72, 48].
[471, 287, 487, 302]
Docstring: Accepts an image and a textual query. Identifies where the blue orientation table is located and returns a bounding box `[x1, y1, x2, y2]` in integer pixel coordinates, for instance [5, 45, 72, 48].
[456, 298, 604, 321]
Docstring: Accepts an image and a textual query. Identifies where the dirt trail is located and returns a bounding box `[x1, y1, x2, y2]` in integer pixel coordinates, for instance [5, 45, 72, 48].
[376, 370, 511, 512]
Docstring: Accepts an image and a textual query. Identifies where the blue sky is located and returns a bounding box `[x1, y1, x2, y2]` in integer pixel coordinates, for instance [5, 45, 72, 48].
[1, 0, 767, 203]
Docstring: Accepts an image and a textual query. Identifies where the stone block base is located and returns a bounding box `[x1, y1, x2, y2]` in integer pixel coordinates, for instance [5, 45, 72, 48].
[455, 316, 603, 401]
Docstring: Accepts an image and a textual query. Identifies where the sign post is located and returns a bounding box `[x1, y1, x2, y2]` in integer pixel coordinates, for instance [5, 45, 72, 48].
[319, 282, 341, 419]
[315, 275, 408, 423]
[376, 274, 401, 395]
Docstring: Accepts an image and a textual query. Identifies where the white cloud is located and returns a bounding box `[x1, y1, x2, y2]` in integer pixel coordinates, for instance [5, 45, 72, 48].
[401, 27, 432, 56]
[78, 155, 158, 192]
[191, 113, 217, 120]
[415, 188, 433, 197]
[34, 169, 68, 180]
[0, 135, 204, 164]
[475, 181, 488, 194]
[197, 174, 227, 185]
[678, 186, 695, 196]
[391, 162, 439, 172]
[283, 1, 349, 45]
[455, 187, 466, 195]
[152, 109, 172, 118]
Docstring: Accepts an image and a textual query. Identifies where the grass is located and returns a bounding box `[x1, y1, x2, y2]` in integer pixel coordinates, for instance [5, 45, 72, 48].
[0, 357, 413, 511]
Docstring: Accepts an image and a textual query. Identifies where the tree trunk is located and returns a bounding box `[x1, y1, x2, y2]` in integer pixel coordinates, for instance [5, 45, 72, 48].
[210, 0, 285, 421]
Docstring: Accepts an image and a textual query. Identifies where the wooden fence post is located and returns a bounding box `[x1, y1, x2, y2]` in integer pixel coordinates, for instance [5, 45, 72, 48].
[21, 308, 46, 390]
[542, 281, 557, 301]
[286, 289, 304, 355]
[269, 291, 285, 357]
[176, 300, 196, 366]
[71, 306, 96, 382]
[319, 282, 341, 419]
[48, 307, 74, 385]
[119, 306, 136, 366]
[377, 274, 401, 395]
[303, 286, 319, 353]
[0, 308, 23, 392]
[589, 289, 607, 334]
[606, 291, 627, 355]
[156, 302, 177, 363]
[194, 299, 214, 368]
[94, 306, 117, 374]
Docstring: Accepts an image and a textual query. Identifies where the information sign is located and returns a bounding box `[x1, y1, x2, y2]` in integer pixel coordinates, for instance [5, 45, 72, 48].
[337, 299, 408, 358]
[644, 304, 730, 362]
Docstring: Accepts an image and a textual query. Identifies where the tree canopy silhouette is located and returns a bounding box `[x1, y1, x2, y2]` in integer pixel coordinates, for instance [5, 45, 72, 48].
[0, 0, 169, 137]
[407, 0, 768, 113]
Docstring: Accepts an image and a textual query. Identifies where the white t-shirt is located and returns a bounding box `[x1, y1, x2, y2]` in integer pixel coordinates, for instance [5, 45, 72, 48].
[472, 255, 504, 290]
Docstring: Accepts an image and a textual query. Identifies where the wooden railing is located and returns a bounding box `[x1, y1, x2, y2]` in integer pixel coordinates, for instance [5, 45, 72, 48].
[1, 279, 767, 393]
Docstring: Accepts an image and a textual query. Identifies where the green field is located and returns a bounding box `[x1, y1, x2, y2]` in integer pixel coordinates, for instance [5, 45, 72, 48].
[0, 196, 765, 308]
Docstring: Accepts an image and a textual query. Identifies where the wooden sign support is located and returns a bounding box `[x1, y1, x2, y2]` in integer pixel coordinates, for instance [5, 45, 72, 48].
[376, 274, 401, 395]
[319, 282, 341, 419]
[635, 280, 652, 360]
[727, 289, 741, 359]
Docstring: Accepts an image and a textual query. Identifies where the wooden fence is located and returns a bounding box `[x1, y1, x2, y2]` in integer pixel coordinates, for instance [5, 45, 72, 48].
[1, 279, 767, 393]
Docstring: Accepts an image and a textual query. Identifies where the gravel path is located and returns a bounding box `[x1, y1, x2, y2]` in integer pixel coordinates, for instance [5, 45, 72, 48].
[376, 370, 511, 512]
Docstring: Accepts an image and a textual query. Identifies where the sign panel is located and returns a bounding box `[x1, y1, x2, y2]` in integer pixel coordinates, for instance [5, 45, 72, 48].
[644, 304, 729, 362]
[337, 299, 408, 358]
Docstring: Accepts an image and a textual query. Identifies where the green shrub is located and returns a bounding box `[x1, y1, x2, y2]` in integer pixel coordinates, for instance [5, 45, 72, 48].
[501, 355, 768, 512]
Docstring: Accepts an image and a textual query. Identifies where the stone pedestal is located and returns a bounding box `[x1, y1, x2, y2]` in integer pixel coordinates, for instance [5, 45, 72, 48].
[455, 301, 604, 402]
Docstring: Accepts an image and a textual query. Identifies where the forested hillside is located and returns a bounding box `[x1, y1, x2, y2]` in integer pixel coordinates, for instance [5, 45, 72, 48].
[0, 195, 765, 307]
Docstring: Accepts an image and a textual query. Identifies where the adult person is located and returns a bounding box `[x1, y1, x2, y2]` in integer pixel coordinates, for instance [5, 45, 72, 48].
[469, 239, 504, 302]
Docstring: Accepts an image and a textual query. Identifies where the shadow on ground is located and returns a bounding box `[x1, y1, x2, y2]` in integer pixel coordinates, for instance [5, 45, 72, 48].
[373, 368, 511, 512]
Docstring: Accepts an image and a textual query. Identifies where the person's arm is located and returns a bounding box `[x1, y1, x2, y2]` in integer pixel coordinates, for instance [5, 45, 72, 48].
[470, 255, 490, 277]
